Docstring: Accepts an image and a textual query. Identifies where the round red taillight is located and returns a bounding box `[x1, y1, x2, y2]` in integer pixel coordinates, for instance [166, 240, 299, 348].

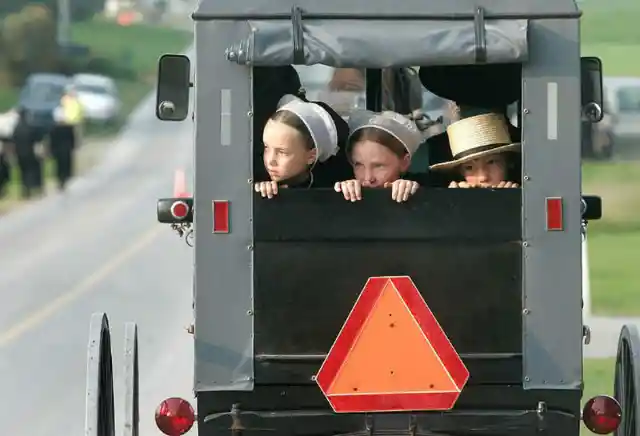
[582, 395, 622, 434]
[155, 397, 195, 436]
[170, 201, 189, 220]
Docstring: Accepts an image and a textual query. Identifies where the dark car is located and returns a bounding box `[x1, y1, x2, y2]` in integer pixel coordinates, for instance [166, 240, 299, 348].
[16, 73, 70, 142]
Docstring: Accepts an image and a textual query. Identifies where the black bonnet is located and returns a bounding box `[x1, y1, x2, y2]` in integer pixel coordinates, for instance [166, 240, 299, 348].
[418, 63, 521, 108]
[253, 66, 304, 120]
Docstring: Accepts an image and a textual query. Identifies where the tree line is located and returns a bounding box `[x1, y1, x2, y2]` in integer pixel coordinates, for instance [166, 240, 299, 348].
[0, 1, 136, 89]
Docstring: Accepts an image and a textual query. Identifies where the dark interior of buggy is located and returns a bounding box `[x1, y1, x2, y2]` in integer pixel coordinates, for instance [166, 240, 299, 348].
[155, 57, 605, 436]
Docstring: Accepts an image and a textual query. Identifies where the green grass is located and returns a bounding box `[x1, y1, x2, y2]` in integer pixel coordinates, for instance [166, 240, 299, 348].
[580, 0, 640, 76]
[582, 161, 640, 316]
[579, 0, 640, 316]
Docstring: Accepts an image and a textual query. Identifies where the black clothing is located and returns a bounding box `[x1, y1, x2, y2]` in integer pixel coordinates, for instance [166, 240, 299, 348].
[418, 64, 521, 108]
[50, 126, 75, 190]
[12, 117, 43, 198]
[0, 148, 10, 197]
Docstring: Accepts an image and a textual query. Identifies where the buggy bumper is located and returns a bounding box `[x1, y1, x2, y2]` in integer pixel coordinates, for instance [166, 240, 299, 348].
[201, 407, 577, 436]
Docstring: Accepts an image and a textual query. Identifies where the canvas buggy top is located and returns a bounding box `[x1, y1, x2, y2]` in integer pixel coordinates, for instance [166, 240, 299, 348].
[83, 0, 640, 435]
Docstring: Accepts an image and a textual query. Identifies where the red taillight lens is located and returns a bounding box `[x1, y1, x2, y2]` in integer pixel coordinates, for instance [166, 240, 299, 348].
[155, 397, 195, 435]
[582, 395, 622, 434]
[171, 201, 189, 220]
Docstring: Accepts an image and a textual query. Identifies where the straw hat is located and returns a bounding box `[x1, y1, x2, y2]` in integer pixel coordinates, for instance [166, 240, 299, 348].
[429, 111, 520, 171]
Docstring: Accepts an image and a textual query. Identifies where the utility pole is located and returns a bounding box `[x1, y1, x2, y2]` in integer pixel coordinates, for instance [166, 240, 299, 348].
[57, 0, 71, 46]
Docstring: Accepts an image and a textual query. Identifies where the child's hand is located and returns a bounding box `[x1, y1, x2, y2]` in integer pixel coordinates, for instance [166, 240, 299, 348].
[493, 181, 519, 188]
[334, 179, 362, 201]
[384, 179, 419, 202]
[449, 181, 474, 188]
[254, 181, 279, 198]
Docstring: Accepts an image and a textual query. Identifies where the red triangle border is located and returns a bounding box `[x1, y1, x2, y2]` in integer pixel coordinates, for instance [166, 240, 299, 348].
[315, 276, 469, 413]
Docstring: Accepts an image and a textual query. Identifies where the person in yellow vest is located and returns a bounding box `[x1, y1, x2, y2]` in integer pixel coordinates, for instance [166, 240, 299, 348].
[51, 86, 84, 190]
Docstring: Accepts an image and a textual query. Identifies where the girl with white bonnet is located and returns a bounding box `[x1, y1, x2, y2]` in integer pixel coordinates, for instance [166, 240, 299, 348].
[255, 95, 347, 198]
[335, 110, 425, 203]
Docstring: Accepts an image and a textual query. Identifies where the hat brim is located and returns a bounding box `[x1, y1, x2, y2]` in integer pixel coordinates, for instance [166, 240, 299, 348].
[429, 142, 521, 171]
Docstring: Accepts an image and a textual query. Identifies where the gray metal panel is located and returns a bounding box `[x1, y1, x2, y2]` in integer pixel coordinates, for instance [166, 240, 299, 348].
[193, 20, 254, 392]
[226, 19, 528, 68]
[194, 0, 579, 18]
[521, 19, 582, 389]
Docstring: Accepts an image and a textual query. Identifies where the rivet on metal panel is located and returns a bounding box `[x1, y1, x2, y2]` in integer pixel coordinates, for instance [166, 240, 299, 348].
[247, 110, 253, 117]
[247, 244, 253, 250]
[523, 308, 530, 315]
[523, 108, 530, 114]
[247, 178, 253, 183]
[525, 376, 531, 382]
[246, 309, 253, 316]
[523, 241, 529, 247]
[310, 375, 317, 382]
[524, 175, 530, 181]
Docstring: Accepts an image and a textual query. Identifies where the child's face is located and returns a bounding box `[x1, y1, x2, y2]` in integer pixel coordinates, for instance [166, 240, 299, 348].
[460, 154, 507, 187]
[262, 119, 316, 182]
[350, 139, 410, 188]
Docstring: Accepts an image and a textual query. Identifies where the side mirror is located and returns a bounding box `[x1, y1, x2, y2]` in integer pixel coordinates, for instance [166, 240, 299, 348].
[156, 54, 191, 121]
[581, 56, 604, 123]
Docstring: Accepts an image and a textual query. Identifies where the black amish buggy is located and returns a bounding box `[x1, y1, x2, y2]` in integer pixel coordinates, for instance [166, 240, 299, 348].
[83, 0, 640, 435]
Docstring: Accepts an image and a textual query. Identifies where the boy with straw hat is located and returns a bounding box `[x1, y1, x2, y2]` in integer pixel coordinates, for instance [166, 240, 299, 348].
[429, 109, 521, 189]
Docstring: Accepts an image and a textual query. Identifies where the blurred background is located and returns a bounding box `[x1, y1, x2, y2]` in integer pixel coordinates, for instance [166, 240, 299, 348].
[576, 0, 640, 415]
[0, 0, 634, 434]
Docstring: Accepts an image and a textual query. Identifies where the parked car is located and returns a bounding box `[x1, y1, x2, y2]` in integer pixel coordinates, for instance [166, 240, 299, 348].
[71, 73, 121, 124]
[16, 73, 70, 143]
[602, 76, 640, 159]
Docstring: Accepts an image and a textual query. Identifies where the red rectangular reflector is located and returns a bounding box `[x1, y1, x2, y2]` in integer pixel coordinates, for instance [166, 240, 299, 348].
[212, 200, 230, 233]
[545, 197, 563, 231]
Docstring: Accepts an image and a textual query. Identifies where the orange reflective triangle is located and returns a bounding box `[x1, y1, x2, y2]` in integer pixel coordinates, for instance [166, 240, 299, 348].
[328, 281, 457, 395]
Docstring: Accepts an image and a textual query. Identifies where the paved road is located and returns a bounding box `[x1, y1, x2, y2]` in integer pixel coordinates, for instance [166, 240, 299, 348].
[0, 90, 196, 435]
[585, 316, 640, 359]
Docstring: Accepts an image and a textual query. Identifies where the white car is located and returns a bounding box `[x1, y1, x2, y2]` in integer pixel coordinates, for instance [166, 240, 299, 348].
[71, 73, 121, 124]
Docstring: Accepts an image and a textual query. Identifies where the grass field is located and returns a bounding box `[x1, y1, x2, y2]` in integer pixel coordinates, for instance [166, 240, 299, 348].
[582, 161, 640, 316]
[580, 0, 640, 316]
